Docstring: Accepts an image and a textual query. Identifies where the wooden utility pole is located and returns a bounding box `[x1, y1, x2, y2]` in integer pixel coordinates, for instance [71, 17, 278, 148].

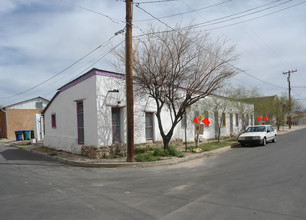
[126, 0, 134, 162]
[282, 69, 297, 129]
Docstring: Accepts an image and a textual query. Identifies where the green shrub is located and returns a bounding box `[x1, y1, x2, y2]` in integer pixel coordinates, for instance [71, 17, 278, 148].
[167, 145, 184, 157]
[153, 147, 165, 157]
[153, 146, 184, 158]
[135, 153, 161, 162]
[134, 146, 153, 154]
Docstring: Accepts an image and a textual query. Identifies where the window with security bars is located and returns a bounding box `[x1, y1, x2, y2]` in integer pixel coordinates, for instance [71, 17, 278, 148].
[51, 114, 56, 128]
[77, 101, 84, 145]
[145, 113, 154, 141]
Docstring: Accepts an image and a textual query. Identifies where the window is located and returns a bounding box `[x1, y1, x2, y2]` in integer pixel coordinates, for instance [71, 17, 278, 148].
[145, 113, 154, 141]
[112, 108, 121, 143]
[235, 113, 239, 127]
[77, 101, 84, 145]
[222, 112, 226, 127]
[36, 102, 43, 109]
[51, 114, 56, 128]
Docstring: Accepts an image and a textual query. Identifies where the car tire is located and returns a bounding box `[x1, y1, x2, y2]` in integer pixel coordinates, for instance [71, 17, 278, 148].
[261, 138, 266, 146]
[272, 135, 277, 143]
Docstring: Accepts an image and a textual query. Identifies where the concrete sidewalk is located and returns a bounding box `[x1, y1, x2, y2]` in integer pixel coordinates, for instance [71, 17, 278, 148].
[2, 125, 305, 168]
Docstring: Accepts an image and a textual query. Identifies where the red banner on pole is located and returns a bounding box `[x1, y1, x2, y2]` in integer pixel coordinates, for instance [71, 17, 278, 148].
[202, 117, 210, 126]
[264, 116, 268, 121]
[193, 116, 199, 124]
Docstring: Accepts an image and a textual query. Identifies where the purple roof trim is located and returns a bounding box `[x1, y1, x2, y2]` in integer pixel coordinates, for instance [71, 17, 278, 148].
[59, 68, 125, 92]
[43, 68, 125, 114]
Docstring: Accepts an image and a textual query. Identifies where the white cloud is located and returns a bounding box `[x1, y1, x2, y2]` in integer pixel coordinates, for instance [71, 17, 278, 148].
[1, 0, 306, 107]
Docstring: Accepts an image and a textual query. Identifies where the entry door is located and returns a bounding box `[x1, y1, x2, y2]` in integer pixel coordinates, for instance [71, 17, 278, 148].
[112, 108, 121, 143]
[145, 113, 154, 141]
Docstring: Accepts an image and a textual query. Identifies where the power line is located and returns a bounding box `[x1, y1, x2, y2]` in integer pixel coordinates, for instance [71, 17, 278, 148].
[0, 35, 118, 100]
[293, 86, 306, 88]
[135, 4, 287, 90]
[58, 0, 123, 24]
[204, 1, 306, 31]
[134, 0, 177, 4]
[135, 0, 305, 35]
[134, 0, 232, 22]
[187, 0, 292, 29]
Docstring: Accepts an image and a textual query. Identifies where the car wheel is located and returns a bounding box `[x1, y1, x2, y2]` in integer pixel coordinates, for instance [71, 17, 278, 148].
[272, 135, 277, 143]
[261, 138, 266, 146]
[241, 143, 246, 147]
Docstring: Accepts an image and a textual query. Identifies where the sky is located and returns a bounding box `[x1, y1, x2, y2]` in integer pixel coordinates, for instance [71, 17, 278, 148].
[1, 0, 306, 108]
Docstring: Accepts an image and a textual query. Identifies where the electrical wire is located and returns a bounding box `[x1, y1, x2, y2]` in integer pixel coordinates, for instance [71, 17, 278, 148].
[135, 0, 304, 35]
[185, 0, 291, 29]
[58, 0, 123, 24]
[134, 0, 177, 4]
[135, 4, 287, 90]
[0, 35, 117, 100]
[134, 0, 232, 22]
[204, 1, 306, 31]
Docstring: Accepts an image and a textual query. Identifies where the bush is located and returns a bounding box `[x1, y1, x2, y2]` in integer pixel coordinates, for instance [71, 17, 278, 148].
[134, 146, 153, 155]
[167, 145, 184, 157]
[153, 147, 165, 157]
[135, 153, 161, 162]
[153, 146, 184, 158]
[135, 145, 183, 162]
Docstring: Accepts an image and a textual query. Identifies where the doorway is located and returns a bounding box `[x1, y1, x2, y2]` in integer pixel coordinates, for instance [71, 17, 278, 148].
[112, 108, 121, 143]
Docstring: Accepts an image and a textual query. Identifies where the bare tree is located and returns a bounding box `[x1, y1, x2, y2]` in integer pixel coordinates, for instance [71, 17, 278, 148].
[226, 86, 259, 132]
[201, 95, 230, 142]
[115, 25, 238, 150]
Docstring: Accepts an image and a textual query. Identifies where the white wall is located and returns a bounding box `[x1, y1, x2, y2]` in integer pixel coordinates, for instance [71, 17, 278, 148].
[95, 74, 196, 146]
[44, 71, 254, 153]
[44, 76, 97, 153]
[7, 98, 48, 109]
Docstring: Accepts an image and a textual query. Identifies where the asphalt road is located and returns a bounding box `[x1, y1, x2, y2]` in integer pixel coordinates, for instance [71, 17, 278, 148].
[1, 128, 306, 220]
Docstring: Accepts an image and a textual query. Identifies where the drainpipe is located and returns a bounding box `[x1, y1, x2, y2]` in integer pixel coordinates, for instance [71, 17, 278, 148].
[0, 107, 8, 139]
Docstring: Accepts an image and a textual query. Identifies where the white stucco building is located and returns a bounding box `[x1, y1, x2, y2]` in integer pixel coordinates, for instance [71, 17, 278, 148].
[5, 97, 49, 110]
[43, 68, 254, 153]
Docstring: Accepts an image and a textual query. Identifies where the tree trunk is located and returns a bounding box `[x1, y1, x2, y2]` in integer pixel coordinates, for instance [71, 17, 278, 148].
[163, 136, 171, 150]
[217, 127, 221, 143]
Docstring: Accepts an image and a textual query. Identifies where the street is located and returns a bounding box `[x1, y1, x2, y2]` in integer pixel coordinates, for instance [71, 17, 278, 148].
[1, 128, 306, 220]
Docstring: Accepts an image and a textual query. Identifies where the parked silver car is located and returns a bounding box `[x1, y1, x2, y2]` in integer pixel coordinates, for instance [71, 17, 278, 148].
[238, 125, 277, 146]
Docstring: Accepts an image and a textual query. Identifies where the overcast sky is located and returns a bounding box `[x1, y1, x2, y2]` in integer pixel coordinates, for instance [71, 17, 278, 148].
[1, 0, 306, 108]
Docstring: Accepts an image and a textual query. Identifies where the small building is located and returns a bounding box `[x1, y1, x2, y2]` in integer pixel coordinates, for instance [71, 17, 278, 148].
[0, 97, 49, 139]
[43, 68, 254, 154]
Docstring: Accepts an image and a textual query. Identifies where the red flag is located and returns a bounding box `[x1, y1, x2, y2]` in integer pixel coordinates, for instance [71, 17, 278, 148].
[264, 116, 268, 121]
[193, 116, 199, 124]
[202, 117, 210, 126]
[256, 117, 261, 122]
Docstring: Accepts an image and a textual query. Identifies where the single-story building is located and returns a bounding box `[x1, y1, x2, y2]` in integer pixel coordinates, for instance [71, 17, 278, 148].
[0, 97, 49, 139]
[43, 68, 254, 154]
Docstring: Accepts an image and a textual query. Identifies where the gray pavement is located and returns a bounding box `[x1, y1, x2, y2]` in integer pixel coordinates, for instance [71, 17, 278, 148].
[1, 126, 306, 219]
[1, 125, 305, 168]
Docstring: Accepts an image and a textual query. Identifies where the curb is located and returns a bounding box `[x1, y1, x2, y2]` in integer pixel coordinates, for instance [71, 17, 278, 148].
[6, 125, 306, 168]
[14, 144, 232, 168]
[56, 146, 232, 168]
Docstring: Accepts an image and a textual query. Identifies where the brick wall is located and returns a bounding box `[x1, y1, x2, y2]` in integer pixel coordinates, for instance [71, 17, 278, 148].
[6, 109, 42, 140]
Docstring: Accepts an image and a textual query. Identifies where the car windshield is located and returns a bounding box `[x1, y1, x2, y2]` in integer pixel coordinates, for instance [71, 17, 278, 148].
[246, 126, 266, 132]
